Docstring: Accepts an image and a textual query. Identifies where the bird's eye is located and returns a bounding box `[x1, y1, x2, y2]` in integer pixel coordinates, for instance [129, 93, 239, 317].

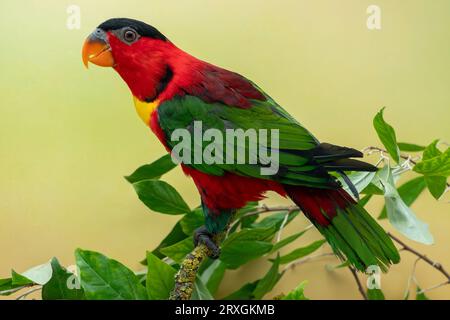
[123, 29, 137, 43]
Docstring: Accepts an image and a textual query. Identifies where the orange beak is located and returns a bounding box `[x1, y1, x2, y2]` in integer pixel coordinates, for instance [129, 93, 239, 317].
[82, 31, 115, 68]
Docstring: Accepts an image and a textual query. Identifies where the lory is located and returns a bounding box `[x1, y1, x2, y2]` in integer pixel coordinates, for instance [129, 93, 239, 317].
[82, 18, 399, 271]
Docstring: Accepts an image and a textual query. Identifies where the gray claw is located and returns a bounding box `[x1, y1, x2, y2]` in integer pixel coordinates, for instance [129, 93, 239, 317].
[194, 226, 221, 259]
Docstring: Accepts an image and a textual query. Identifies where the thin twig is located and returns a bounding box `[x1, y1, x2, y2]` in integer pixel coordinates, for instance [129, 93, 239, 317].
[276, 210, 291, 242]
[418, 280, 450, 294]
[348, 266, 368, 300]
[403, 257, 421, 299]
[229, 205, 299, 234]
[389, 233, 450, 280]
[0, 286, 28, 296]
[15, 286, 42, 300]
[362, 146, 420, 165]
[283, 253, 335, 271]
[390, 232, 450, 296]
[363, 146, 449, 188]
[242, 205, 299, 219]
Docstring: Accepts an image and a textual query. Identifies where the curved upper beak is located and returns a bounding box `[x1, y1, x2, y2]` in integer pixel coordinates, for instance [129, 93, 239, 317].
[82, 29, 115, 68]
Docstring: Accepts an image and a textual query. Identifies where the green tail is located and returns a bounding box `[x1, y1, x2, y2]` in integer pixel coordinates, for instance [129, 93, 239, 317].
[287, 186, 400, 272]
[317, 203, 400, 272]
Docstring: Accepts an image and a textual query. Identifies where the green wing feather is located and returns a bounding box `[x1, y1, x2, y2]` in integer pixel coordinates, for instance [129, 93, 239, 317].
[157, 93, 341, 188]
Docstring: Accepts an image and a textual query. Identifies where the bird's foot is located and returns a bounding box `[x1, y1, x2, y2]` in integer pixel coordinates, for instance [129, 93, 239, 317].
[194, 226, 220, 259]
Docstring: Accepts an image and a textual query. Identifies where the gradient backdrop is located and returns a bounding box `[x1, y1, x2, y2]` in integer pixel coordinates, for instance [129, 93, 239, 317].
[0, 0, 449, 299]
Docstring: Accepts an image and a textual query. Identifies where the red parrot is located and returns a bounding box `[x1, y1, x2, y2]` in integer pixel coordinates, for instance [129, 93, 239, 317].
[82, 18, 399, 271]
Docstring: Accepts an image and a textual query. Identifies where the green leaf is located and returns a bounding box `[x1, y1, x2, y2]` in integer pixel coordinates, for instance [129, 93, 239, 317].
[226, 226, 278, 242]
[223, 281, 259, 300]
[160, 237, 194, 264]
[180, 208, 204, 235]
[132, 180, 190, 215]
[416, 287, 429, 300]
[414, 148, 450, 177]
[148, 221, 189, 262]
[253, 256, 284, 299]
[361, 182, 384, 195]
[12, 260, 53, 286]
[378, 166, 434, 244]
[0, 278, 25, 296]
[422, 140, 442, 160]
[325, 260, 350, 271]
[191, 277, 214, 300]
[221, 242, 273, 269]
[278, 240, 326, 264]
[146, 252, 176, 300]
[11, 270, 34, 286]
[379, 176, 427, 219]
[75, 249, 147, 300]
[200, 260, 226, 296]
[397, 143, 426, 152]
[42, 258, 84, 300]
[240, 214, 259, 228]
[425, 176, 447, 200]
[220, 227, 276, 269]
[367, 288, 385, 300]
[125, 154, 177, 183]
[340, 171, 377, 195]
[0, 278, 10, 288]
[373, 108, 400, 163]
[413, 141, 448, 199]
[251, 211, 299, 231]
[359, 194, 372, 207]
[232, 201, 259, 221]
[270, 229, 309, 253]
[282, 281, 308, 300]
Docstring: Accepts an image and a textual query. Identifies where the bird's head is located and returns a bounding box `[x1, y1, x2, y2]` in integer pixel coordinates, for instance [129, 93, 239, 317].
[82, 18, 180, 101]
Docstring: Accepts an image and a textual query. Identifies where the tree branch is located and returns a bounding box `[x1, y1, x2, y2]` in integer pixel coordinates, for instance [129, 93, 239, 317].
[169, 243, 212, 300]
[169, 218, 233, 300]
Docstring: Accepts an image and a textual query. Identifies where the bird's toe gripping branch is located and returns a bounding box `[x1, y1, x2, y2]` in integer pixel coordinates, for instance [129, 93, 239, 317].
[193, 226, 221, 259]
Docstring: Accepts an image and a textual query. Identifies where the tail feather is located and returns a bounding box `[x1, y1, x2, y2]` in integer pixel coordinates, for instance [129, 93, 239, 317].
[322, 158, 378, 172]
[285, 186, 400, 272]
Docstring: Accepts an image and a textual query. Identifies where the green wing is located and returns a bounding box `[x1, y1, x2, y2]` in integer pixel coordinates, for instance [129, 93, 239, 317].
[157, 94, 369, 189]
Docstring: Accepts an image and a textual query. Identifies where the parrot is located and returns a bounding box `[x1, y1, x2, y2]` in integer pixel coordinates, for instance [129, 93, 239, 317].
[82, 18, 400, 272]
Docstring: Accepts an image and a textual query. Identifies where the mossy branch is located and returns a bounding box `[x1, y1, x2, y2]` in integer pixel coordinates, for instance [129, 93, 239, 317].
[169, 226, 230, 300]
[169, 243, 211, 300]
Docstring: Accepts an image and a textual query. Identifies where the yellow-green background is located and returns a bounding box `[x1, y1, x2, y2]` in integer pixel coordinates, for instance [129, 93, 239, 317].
[0, 0, 449, 299]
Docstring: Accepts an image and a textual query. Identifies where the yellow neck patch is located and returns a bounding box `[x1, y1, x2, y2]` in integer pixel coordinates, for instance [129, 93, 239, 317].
[133, 97, 160, 125]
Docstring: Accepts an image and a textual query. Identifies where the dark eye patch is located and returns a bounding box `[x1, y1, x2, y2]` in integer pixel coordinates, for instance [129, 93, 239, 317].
[98, 18, 167, 41]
